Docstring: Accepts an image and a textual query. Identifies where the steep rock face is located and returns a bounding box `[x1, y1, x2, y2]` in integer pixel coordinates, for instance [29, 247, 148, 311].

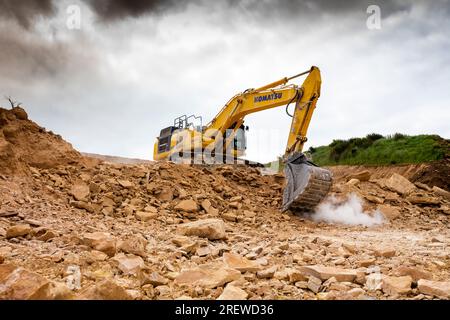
[0, 107, 83, 175]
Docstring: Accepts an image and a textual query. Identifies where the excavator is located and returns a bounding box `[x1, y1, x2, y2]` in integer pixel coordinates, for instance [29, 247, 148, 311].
[153, 66, 332, 212]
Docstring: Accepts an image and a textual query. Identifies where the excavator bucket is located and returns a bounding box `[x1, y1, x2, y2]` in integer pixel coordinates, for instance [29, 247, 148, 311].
[282, 152, 332, 212]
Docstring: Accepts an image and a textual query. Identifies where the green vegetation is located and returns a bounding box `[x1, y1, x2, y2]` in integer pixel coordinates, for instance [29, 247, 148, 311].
[307, 134, 449, 166]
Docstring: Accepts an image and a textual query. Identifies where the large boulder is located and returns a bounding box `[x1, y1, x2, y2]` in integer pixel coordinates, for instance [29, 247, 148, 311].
[417, 279, 450, 299]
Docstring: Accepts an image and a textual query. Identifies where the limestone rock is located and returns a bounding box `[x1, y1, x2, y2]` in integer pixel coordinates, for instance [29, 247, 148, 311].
[77, 279, 132, 300]
[70, 181, 90, 201]
[217, 284, 248, 300]
[223, 252, 261, 273]
[111, 253, 145, 276]
[378, 205, 400, 220]
[178, 218, 227, 240]
[0, 264, 53, 299]
[6, 224, 31, 239]
[384, 173, 415, 195]
[299, 265, 357, 282]
[393, 266, 432, 281]
[372, 247, 396, 258]
[417, 279, 450, 299]
[175, 264, 240, 288]
[432, 186, 450, 201]
[139, 270, 169, 286]
[82, 232, 117, 257]
[381, 275, 412, 296]
[175, 199, 199, 213]
[348, 170, 371, 182]
[135, 211, 157, 221]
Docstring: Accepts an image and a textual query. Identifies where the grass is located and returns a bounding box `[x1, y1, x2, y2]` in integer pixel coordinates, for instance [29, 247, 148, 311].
[306, 134, 449, 166]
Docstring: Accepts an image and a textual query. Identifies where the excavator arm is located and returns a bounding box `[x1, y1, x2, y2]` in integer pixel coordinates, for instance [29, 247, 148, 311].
[205, 66, 321, 158]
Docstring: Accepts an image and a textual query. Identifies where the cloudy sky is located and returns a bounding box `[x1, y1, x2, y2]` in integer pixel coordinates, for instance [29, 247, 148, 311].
[1, 0, 449, 162]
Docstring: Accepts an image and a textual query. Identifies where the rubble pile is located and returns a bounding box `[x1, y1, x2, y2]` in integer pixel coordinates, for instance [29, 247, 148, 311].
[0, 107, 449, 300]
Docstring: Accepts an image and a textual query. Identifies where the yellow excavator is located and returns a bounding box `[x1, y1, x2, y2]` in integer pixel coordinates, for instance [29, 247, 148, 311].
[153, 66, 332, 212]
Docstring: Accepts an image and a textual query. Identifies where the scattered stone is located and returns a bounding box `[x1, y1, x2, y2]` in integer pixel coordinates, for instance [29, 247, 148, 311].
[432, 186, 450, 200]
[384, 173, 416, 195]
[346, 179, 360, 186]
[175, 264, 240, 288]
[407, 194, 440, 205]
[117, 179, 134, 188]
[82, 232, 117, 257]
[111, 253, 145, 276]
[417, 279, 450, 299]
[378, 205, 401, 220]
[372, 247, 396, 258]
[299, 265, 357, 282]
[256, 266, 277, 279]
[365, 273, 383, 291]
[135, 211, 157, 221]
[77, 279, 132, 300]
[223, 252, 261, 273]
[175, 199, 199, 213]
[217, 284, 248, 300]
[32, 227, 58, 241]
[381, 275, 412, 296]
[118, 236, 147, 257]
[307, 276, 322, 293]
[138, 270, 169, 286]
[178, 218, 227, 240]
[348, 170, 371, 182]
[393, 266, 432, 282]
[6, 224, 31, 239]
[70, 181, 90, 201]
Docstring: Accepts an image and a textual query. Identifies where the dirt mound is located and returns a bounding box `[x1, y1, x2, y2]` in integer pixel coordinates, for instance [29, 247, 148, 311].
[0, 107, 83, 175]
[410, 159, 450, 191]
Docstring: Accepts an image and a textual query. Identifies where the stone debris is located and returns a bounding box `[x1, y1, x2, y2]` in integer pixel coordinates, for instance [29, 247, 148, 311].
[0, 107, 449, 300]
[178, 219, 227, 240]
[417, 279, 450, 299]
[217, 284, 248, 300]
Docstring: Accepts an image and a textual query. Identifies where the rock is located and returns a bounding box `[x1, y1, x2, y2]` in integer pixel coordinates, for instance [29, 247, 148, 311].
[406, 194, 440, 205]
[365, 273, 383, 291]
[378, 205, 400, 220]
[85, 250, 108, 263]
[175, 199, 199, 213]
[0, 264, 54, 299]
[299, 265, 357, 282]
[381, 275, 412, 296]
[432, 186, 450, 201]
[71, 200, 94, 213]
[175, 264, 241, 288]
[111, 253, 145, 276]
[393, 266, 432, 282]
[346, 178, 360, 186]
[307, 276, 322, 293]
[117, 179, 134, 188]
[6, 224, 31, 239]
[201, 199, 219, 215]
[384, 173, 416, 195]
[178, 218, 227, 240]
[118, 236, 147, 257]
[32, 227, 58, 241]
[0, 255, 4, 264]
[156, 187, 173, 202]
[357, 258, 376, 268]
[77, 279, 132, 300]
[138, 270, 169, 286]
[70, 181, 90, 201]
[364, 195, 384, 204]
[223, 252, 261, 273]
[372, 247, 396, 258]
[135, 211, 157, 221]
[348, 170, 371, 182]
[417, 279, 450, 299]
[217, 284, 248, 300]
[82, 232, 116, 257]
[256, 266, 277, 279]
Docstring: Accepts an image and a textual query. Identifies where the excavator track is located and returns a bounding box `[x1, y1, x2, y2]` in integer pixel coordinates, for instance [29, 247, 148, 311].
[282, 152, 332, 212]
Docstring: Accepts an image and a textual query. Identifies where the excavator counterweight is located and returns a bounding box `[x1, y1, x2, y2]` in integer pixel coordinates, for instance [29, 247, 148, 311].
[153, 66, 332, 213]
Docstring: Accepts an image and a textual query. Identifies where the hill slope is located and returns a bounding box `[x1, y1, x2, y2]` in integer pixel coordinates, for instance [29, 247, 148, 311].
[308, 134, 449, 166]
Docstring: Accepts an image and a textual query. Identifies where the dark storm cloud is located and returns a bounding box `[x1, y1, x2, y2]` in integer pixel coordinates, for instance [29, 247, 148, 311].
[0, 0, 55, 29]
